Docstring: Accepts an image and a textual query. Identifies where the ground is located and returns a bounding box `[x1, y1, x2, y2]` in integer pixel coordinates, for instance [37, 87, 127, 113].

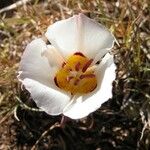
[0, 0, 150, 150]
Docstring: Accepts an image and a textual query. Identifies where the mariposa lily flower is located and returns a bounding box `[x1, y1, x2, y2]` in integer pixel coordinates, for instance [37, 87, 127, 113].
[18, 13, 116, 119]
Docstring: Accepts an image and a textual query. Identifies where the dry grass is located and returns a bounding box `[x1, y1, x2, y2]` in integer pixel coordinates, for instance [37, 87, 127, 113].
[0, 0, 150, 149]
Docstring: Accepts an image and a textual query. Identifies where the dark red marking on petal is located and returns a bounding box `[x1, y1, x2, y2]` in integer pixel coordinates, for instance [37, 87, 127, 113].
[75, 62, 81, 71]
[62, 62, 66, 68]
[90, 84, 97, 92]
[82, 59, 93, 72]
[74, 52, 85, 57]
[96, 60, 100, 65]
[80, 74, 95, 79]
[54, 77, 59, 87]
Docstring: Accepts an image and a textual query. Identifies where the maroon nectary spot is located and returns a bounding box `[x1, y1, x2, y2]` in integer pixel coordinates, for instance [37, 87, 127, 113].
[74, 52, 85, 57]
[54, 77, 59, 87]
[75, 62, 81, 71]
[82, 59, 93, 72]
[80, 74, 95, 79]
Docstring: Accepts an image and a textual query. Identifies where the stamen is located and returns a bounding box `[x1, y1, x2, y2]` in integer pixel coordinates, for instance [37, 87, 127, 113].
[80, 74, 96, 79]
[82, 59, 93, 72]
[67, 76, 74, 82]
[75, 62, 81, 71]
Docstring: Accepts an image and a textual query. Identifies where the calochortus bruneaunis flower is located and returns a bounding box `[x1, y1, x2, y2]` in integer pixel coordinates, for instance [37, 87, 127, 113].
[18, 13, 116, 119]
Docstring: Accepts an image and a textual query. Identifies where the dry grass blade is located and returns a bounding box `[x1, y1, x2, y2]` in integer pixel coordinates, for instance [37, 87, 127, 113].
[0, 0, 32, 14]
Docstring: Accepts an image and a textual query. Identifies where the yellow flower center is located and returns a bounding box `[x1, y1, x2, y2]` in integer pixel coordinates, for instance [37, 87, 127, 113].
[54, 52, 97, 94]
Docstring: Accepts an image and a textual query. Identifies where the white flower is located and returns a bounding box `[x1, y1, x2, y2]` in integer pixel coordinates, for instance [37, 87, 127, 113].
[18, 13, 116, 119]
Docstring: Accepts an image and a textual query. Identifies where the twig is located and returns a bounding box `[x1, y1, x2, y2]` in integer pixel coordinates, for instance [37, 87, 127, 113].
[16, 96, 43, 112]
[0, 0, 32, 14]
[31, 122, 61, 150]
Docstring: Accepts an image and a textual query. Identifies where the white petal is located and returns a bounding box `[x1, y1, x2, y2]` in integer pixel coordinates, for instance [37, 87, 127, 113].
[42, 45, 65, 67]
[23, 78, 71, 115]
[18, 38, 57, 87]
[45, 13, 115, 58]
[45, 15, 79, 57]
[78, 14, 115, 58]
[63, 53, 116, 119]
